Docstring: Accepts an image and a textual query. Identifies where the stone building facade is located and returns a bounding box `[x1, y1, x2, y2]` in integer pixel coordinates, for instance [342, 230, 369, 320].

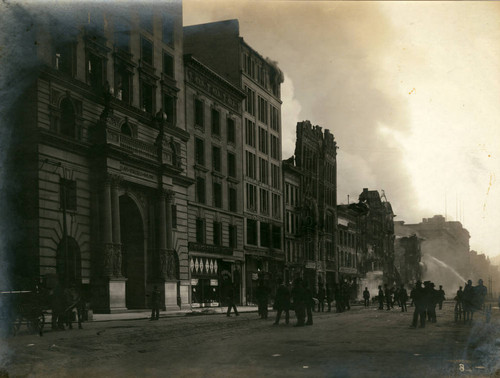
[282, 121, 337, 294]
[184, 54, 246, 307]
[8, 3, 195, 312]
[184, 20, 285, 304]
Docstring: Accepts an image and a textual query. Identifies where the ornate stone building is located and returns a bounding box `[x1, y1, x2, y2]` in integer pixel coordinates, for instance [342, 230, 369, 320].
[184, 55, 246, 307]
[7, 3, 193, 312]
[184, 20, 285, 304]
[282, 121, 337, 294]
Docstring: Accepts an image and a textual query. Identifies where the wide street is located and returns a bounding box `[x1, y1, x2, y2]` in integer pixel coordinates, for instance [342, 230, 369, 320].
[2, 302, 500, 378]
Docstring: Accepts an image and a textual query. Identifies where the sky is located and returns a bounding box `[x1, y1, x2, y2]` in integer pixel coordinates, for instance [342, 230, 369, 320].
[184, 0, 500, 259]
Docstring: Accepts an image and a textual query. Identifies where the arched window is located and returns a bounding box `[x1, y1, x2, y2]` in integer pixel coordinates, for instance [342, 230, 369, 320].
[121, 122, 132, 136]
[60, 98, 76, 138]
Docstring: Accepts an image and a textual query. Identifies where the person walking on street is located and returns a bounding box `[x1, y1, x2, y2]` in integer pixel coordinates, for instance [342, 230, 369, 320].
[225, 280, 239, 317]
[410, 281, 426, 328]
[378, 285, 385, 310]
[384, 284, 392, 311]
[150, 285, 161, 321]
[273, 278, 290, 325]
[317, 285, 325, 312]
[399, 284, 408, 312]
[437, 285, 445, 310]
[454, 286, 463, 322]
[363, 287, 370, 307]
[256, 280, 270, 319]
[291, 278, 306, 327]
[303, 281, 314, 325]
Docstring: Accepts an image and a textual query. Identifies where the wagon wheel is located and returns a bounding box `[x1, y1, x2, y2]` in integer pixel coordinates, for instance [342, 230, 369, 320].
[27, 313, 45, 336]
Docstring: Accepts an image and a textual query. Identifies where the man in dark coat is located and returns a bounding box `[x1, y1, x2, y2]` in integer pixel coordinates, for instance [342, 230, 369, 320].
[317, 285, 325, 312]
[454, 286, 463, 322]
[150, 285, 161, 320]
[303, 281, 314, 325]
[399, 284, 408, 312]
[410, 281, 426, 328]
[437, 285, 446, 310]
[363, 287, 370, 307]
[335, 284, 344, 313]
[463, 280, 474, 323]
[377, 285, 385, 310]
[273, 278, 290, 325]
[256, 280, 270, 319]
[291, 278, 306, 327]
[225, 280, 239, 317]
[384, 284, 392, 311]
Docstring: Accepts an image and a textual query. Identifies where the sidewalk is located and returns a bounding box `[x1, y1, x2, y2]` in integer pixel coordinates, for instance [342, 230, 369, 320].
[89, 305, 260, 322]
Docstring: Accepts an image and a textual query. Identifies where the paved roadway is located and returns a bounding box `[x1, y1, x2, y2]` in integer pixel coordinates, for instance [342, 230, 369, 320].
[2, 302, 500, 377]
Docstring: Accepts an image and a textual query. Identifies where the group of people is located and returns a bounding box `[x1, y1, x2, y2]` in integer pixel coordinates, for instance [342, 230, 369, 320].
[453, 279, 488, 323]
[409, 281, 446, 328]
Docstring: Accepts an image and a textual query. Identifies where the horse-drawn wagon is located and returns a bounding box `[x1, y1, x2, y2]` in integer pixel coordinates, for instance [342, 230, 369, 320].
[0, 289, 49, 336]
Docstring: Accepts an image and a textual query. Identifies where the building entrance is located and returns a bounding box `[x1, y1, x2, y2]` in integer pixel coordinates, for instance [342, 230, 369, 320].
[120, 195, 145, 309]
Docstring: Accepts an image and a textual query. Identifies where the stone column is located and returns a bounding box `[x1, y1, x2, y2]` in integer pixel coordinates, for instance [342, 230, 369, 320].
[111, 176, 121, 246]
[102, 176, 114, 277]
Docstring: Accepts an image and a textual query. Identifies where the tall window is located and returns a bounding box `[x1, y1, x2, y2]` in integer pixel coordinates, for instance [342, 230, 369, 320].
[171, 205, 177, 229]
[213, 221, 222, 246]
[88, 52, 103, 91]
[196, 177, 205, 204]
[60, 178, 77, 211]
[213, 182, 222, 208]
[60, 99, 76, 138]
[245, 151, 256, 179]
[258, 96, 268, 124]
[229, 225, 237, 248]
[211, 108, 220, 136]
[141, 37, 153, 66]
[227, 153, 236, 178]
[163, 52, 174, 77]
[227, 118, 235, 143]
[270, 135, 279, 160]
[163, 93, 175, 125]
[212, 146, 221, 172]
[196, 218, 205, 243]
[272, 225, 282, 249]
[247, 219, 257, 245]
[272, 193, 281, 219]
[195, 99, 204, 128]
[260, 222, 270, 247]
[259, 189, 269, 215]
[245, 87, 255, 115]
[245, 119, 256, 147]
[228, 187, 237, 212]
[195, 138, 204, 166]
[55, 43, 75, 76]
[246, 183, 257, 211]
[258, 127, 268, 154]
[141, 81, 154, 114]
[114, 65, 131, 104]
[259, 158, 268, 184]
[271, 164, 280, 189]
[270, 105, 279, 132]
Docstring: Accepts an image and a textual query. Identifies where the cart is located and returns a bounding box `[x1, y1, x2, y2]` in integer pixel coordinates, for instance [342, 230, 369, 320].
[0, 290, 48, 336]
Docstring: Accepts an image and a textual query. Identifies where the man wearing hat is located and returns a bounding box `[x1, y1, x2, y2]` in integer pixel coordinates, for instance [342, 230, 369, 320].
[410, 281, 426, 328]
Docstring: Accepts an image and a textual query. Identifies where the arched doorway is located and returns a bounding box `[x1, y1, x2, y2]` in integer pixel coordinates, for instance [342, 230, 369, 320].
[56, 237, 81, 286]
[120, 195, 146, 309]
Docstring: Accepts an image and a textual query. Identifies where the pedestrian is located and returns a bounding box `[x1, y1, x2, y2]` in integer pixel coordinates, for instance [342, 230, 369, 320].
[303, 281, 314, 325]
[291, 278, 306, 327]
[425, 282, 438, 323]
[335, 284, 344, 313]
[273, 278, 290, 325]
[225, 279, 239, 317]
[399, 284, 408, 312]
[326, 285, 333, 312]
[363, 287, 370, 307]
[437, 285, 445, 310]
[256, 280, 270, 319]
[473, 279, 487, 312]
[463, 280, 474, 323]
[384, 284, 392, 311]
[342, 281, 351, 311]
[150, 285, 161, 320]
[392, 286, 400, 308]
[454, 286, 463, 322]
[410, 281, 426, 328]
[377, 285, 385, 310]
[317, 285, 325, 312]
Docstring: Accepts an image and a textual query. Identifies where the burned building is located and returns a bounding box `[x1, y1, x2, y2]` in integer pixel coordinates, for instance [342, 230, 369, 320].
[393, 224, 423, 285]
[282, 121, 337, 293]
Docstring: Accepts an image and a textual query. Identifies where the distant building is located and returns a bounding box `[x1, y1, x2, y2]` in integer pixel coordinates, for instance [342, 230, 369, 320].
[184, 20, 285, 304]
[282, 121, 337, 294]
[393, 225, 422, 285]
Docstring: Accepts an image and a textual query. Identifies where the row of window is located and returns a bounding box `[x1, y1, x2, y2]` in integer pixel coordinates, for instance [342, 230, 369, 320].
[339, 249, 356, 268]
[242, 52, 280, 97]
[195, 219, 237, 248]
[246, 219, 281, 249]
[194, 99, 236, 143]
[245, 119, 279, 159]
[195, 178, 237, 212]
[246, 183, 281, 218]
[325, 187, 335, 207]
[286, 240, 304, 264]
[285, 183, 300, 207]
[244, 87, 280, 130]
[285, 211, 300, 235]
[245, 151, 280, 189]
[339, 230, 356, 249]
[194, 138, 237, 178]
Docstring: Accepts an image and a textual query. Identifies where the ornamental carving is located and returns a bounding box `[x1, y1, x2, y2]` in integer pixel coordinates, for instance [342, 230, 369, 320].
[103, 243, 122, 277]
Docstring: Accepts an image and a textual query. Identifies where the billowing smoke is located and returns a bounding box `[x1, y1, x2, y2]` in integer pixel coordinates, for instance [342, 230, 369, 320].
[421, 254, 467, 294]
